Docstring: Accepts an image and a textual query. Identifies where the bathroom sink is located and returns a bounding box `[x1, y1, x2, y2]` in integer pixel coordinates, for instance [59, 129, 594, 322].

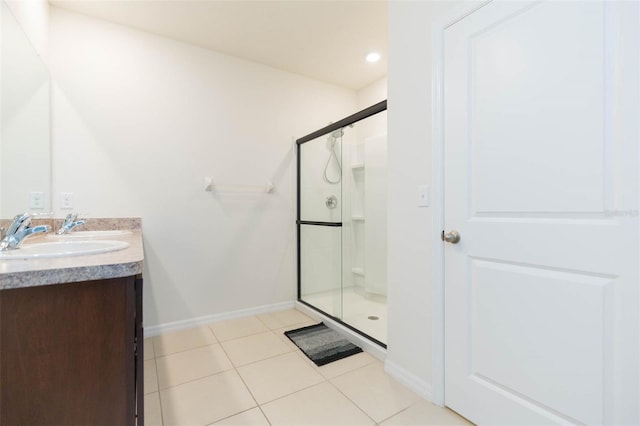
[0, 240, 130, 260]
[47, 230, 133, 239]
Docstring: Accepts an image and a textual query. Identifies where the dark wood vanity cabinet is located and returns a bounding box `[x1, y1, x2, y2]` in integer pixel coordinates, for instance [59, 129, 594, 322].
[0, 275, 144, 426]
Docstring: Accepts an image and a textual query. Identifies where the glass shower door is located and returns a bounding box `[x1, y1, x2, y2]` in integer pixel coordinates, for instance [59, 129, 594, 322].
[298, 130, 343, 319]
[297, 100, 388, 347]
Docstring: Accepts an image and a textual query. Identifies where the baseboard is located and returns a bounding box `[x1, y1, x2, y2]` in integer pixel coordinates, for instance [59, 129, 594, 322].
[144, 300, 295, 338]
[384, 359, 433, 401]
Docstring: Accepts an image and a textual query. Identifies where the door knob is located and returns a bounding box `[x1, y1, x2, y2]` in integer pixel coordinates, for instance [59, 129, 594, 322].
[443, 230, 460, 244]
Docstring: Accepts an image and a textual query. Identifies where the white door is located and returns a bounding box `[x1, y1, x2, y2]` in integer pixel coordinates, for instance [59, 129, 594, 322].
[443, 1, 639, 425]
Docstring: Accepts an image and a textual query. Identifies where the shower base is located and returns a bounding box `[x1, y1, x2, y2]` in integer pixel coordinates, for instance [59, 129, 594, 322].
[302, 286, 387, 345]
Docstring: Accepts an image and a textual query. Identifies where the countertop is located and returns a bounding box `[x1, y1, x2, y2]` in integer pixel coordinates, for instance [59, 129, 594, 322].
[0, 230, 144, 290]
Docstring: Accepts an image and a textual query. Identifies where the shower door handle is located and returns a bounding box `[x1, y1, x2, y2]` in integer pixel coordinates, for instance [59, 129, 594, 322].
[325, 195, 338, 209]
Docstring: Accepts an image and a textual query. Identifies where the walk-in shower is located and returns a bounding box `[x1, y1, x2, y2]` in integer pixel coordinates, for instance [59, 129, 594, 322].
[297, 101, 387, 346]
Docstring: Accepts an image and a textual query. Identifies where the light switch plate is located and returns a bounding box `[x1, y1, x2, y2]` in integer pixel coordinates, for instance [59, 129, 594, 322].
[418, 185, 429, 207]
[61, 192, 74, 209]
[29, 192, 44, 209]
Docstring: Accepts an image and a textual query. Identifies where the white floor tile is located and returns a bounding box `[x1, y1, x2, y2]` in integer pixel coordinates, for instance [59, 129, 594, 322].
[147, 315, 429, 426]
[156, 344, 233, 389]
[237, 352, 324, 404]
[209, 316, 269, 342]
[160, 370, 256, 426]
[154, 326, 216, 357]
[144, 338, 155, 360]
[221, 331, 291, 367]
[257, 309, 314, 330]
[144, 392, 163, 426]
[261, 382, 375, 426]
[212, 407, 270, 426]
[331, 363, 420, 423]
[145, 358, 159, 394]
[381, 400, 474, 426]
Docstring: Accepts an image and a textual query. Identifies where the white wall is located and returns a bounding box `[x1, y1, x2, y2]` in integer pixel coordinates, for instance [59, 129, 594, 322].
[386, 0, 459, 395]
[49, 7, 357, 327]
[357, 76, 387, 110]
[4, 0, 48, 63]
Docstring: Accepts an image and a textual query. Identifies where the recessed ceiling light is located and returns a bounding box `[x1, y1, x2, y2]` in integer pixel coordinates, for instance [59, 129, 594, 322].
[366, 52, 381, 63]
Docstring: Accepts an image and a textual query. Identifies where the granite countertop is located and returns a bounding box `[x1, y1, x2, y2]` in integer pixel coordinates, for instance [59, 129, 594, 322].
[0, 220, 143, 290]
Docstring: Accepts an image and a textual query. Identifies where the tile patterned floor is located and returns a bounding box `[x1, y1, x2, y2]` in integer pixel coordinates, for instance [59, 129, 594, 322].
[144, 309, 471, 426]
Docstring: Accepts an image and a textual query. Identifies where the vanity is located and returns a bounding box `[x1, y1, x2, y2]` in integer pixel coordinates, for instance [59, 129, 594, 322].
[1, 4, 143, 424]
[0, 222, 144, 425]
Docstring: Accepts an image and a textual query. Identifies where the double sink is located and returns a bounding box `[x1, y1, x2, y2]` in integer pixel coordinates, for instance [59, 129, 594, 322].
[0, 230, 133, 260]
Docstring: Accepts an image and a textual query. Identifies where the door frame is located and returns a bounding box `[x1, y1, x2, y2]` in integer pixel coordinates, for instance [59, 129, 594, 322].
[430, 0, 491, 407]
[431, 1, 640, 417]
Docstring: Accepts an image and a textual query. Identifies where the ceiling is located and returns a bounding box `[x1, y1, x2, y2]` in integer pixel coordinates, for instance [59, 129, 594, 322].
[49, 0, 388, 90]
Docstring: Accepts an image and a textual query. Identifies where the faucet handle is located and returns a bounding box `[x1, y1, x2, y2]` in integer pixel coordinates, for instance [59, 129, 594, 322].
[64, 212, 78, 222]
[56, 213, 87, 235]
[7, 213, 32, 235]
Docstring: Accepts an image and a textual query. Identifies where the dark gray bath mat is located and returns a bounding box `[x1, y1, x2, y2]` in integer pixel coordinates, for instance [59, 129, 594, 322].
[284, 322, 363, 366]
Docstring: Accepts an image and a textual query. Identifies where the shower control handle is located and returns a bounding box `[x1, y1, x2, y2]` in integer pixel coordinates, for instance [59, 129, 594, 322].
[325, 195, 338, 210]
[443, 230, 460, 244]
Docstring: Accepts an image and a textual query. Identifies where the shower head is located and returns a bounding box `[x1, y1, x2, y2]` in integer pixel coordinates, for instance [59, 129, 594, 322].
[328, 129, 344, 140]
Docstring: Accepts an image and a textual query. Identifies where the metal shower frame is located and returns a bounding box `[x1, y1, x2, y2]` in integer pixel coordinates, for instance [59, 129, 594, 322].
[295, 100, 388, 348]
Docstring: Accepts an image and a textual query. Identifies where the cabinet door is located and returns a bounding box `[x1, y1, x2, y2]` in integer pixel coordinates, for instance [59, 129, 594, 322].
[0, 277, 136, 425]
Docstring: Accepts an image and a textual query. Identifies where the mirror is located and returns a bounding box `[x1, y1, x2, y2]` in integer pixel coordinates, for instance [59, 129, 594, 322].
[1, 1, 51, 219]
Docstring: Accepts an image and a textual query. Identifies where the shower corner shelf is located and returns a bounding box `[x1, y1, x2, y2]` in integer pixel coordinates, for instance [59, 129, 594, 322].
[351, 267, 365, 277]
[351, 163, 365, 170]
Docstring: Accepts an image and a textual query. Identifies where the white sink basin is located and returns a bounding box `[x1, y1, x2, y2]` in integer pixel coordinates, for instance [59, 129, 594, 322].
[48, 230, 133, 239]
[0, 240, 130, 260]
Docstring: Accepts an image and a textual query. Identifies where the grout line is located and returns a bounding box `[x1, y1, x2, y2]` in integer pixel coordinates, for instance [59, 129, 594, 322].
[376, 401, 418, 425]
[214, 329, 271, 343]
[155, 365, 236, 392]
[218, 317, 327, 413]
[205, 322, 221, 343]
[231, 346, 295, 370]
[325, 376, 378, 425]
[153, 326, 218, 358]
[152, 355, 166, 426]
[254, 313, 275, 329]
[153, 341, 217, 359]
[216, 336, 262, 414]
[204, 407, 267, 426]
[257, 379, 328, 407]
[152, 338, 294, 389]
[256, 404, 273, 426]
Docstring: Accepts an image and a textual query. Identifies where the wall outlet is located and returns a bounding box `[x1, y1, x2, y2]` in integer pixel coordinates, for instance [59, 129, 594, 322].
[29, 192, 44, 209]
[61, 192, 74, 209]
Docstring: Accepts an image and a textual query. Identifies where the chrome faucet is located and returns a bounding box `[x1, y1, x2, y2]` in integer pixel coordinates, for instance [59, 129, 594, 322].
[0, 213, 51, 250]
[56, 213, 86, 235]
